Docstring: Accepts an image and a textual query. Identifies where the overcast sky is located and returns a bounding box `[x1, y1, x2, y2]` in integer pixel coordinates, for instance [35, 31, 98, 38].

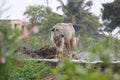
[0, 0, 114, 20]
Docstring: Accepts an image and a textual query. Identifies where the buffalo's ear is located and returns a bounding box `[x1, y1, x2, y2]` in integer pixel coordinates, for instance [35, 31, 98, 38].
[50, 28, 55, 31]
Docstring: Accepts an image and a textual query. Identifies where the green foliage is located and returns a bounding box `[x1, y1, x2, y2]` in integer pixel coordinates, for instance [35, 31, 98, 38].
[0, 20, 21, 55]
[1, 1, 120, 80]
[0, 9, 52, 80]
[0, 20, 21, 79]
[24, 5, 64, 40]
[80, 14, 100, 37]
[52, 36, 120, 79]
[24, 5, 52, 25]
[10, 60, 52, 80]
[0, 58, 14, 80]
[75, 36, 92, 51]
[75, 35, 120, 55]
[88, 36, 120, 54]
[18, 34, 54, 51]
[52, 58, 113, 80]
[41, 12, 64, 33]
[111, 37, 120, 53]
[58, 0, 101, 37]
[57, 0, 93, 24]
[102, 0, 120, 31]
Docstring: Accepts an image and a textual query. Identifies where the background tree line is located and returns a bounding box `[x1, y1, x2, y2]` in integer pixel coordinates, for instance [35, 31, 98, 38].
[102, 0, 120, 32]
[24, 0, 101, 39]
[23, 0, 120, 39]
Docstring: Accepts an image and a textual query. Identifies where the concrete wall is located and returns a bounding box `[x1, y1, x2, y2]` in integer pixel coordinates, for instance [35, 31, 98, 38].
[11, 20, 23, 30]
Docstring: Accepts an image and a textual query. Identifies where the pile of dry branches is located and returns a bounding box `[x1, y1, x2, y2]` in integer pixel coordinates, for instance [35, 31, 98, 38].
[15, 45, 57, 59]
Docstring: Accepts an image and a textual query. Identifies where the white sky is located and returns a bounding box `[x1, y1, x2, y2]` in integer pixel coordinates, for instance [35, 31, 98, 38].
[0, 0, 114, 20]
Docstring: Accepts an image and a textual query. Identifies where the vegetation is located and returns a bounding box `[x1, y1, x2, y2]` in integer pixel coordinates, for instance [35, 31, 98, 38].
[57, 0, 93, 24]
[0, 20, 20, 80]
[24, 5, 64, 40]
[102, 0, 120, 32]
[24, 5, 51, 25]
[52, 58, 120, 80]
[0, 0, 120, 80]
[10, 60, 52, 80]
[52, 35, 120, 80]
[57, 0, 101, 37]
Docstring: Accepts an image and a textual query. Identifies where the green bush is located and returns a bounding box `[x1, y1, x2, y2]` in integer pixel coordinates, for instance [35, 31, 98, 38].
[0, 20, 52, 80]
[52, 58, 119, 80]
[52, 35, 120, 80]
[10, 60, 52, 80]
[0, 58, 14, 80]
[0, 20, 21, 80]
[76, 35, 120, 54]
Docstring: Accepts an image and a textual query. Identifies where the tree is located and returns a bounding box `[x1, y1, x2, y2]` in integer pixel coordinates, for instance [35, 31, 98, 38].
[24, 5, 52, 25]
[80, 14, 100, 37]
[57, 0, 100, 37]
[101, 0, 120, 32]
[24, 5, 64, 39]
[57, 0, 92, 24]
[41, 13, 64, 33]
[24, 5, 64, 28]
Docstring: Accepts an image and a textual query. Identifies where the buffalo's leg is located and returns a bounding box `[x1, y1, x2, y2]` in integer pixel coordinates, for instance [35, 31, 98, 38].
[58, 50, 63, 60]
[70, 37, 74, 58]
[65, 42, 71, 58]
